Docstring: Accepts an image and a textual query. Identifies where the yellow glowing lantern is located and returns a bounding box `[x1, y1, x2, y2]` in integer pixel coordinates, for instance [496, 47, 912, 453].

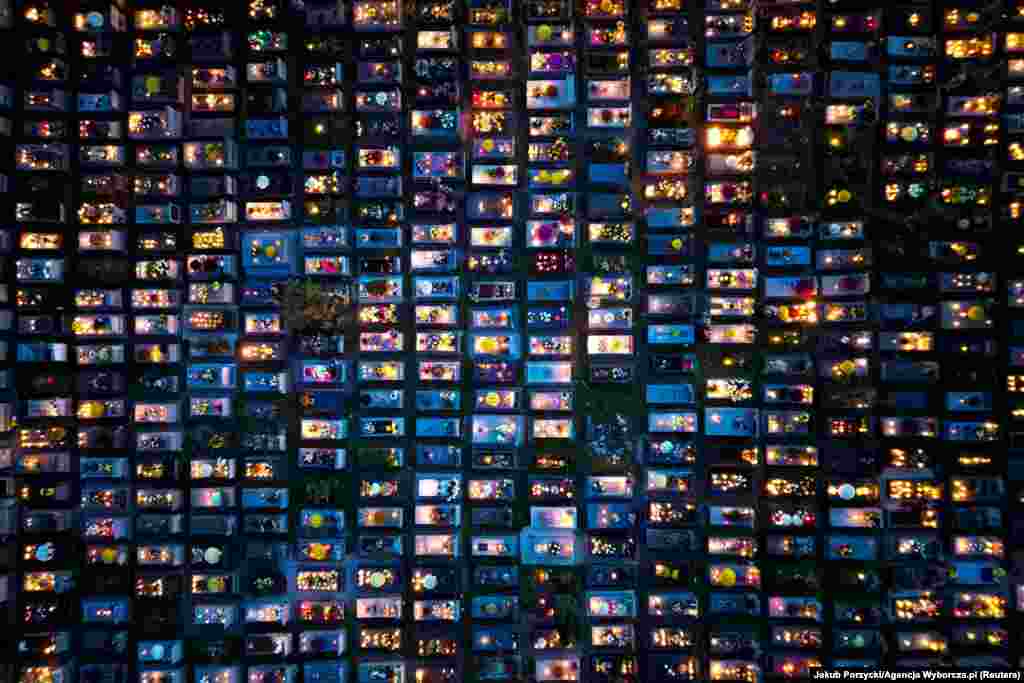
[718, 567, 737, 587]
[309, 513, 323, 528]
[79, 402, 103, 419]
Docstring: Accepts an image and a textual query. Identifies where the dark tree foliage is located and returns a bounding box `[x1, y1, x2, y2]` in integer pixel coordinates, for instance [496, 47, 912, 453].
[274, 278, 350, 334]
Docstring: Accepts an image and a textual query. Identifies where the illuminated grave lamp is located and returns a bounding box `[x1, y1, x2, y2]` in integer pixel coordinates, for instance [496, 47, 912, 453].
[520, 529, 582, 566]
[945, 36, 994, 59]
[410, 109, 459, 136]
[241, 232, 294, 275]
[470, 415, 523, 446]
[532, 418, 574, 440]
[135, 5, 177, 29]
[183, 140, 237, 170]
[471, 59, 513, 80]
[353, 0, 403, 30]
[587, 105, 631, 128]
[419, 28, 457, 50]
